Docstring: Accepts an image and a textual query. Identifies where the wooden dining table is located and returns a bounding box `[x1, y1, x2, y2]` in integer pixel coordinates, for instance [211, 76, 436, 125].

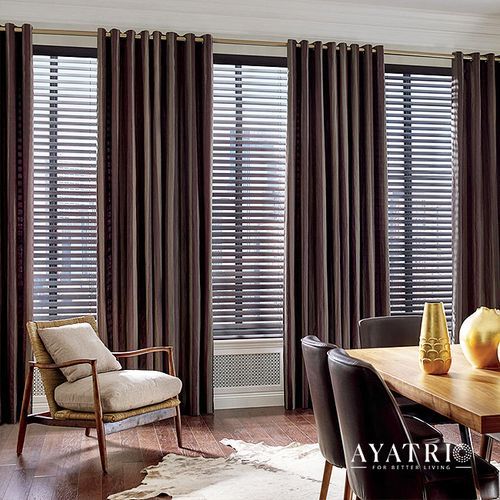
[347, 344, 500, 499]
[347, 344, 500, 435]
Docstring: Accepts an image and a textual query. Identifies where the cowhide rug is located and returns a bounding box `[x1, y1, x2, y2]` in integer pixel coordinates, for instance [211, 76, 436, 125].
[108, 439, 346, 499]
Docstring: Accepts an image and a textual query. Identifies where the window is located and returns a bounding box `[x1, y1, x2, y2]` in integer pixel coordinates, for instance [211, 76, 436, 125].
[385, 66, 453, 325]
[212, 57, 287, 338]
[33, 51, 98, 321]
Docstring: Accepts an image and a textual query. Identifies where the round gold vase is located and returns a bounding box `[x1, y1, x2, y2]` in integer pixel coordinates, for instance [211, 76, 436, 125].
[419, 302, 452, 375]
[459, 307, 500, 369]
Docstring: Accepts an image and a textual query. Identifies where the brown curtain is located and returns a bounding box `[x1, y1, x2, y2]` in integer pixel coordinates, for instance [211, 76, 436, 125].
[285, 41, 390, 409]
[0, 24, 33, 424]
[452, 53, 500, 331]
[97, 29, 213, 415]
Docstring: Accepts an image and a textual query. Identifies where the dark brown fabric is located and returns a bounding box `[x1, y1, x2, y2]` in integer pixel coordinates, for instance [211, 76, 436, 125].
[285, 41, 390, 409]
[0, 24, 33, 424]
[97, 29, 213, 415]
[452, 53, 500, 333]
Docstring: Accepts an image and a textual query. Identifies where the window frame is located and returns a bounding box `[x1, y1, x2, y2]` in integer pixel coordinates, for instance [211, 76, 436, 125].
[34, 45, 97, 58]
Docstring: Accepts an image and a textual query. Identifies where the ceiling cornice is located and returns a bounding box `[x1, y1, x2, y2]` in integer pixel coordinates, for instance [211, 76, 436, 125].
[3, 0, 500, 53]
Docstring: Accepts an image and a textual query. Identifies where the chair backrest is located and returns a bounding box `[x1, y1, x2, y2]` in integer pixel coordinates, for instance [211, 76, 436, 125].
[301, 335, 345, 468]
[26, 315, 99, 416]
[327, 348, 424, 499]
[358, 315, 422, 348]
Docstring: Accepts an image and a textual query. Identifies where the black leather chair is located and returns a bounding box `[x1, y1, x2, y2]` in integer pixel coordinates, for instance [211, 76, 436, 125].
[359, 315, 454, 425]
[302, 336, 349, 500]
[328, 347, 499, 500]
[301, 336, 442, 500]
[359, 315, 422, 348]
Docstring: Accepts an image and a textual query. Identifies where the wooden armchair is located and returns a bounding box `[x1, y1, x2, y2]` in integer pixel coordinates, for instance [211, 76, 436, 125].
[17, 316, 182, 473]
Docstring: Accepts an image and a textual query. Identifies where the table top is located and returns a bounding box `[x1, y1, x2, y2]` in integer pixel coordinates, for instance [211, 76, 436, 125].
[347, 344, 500, 434]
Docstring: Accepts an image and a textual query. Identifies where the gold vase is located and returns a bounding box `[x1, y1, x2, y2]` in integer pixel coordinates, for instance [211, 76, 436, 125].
[419, 302, 452, 375]
[459, 307, 500, 369]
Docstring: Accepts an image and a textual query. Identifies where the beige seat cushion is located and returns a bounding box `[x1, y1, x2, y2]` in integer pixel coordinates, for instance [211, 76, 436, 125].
[38, 322, 122, 382]
[54, 370, 182, 413]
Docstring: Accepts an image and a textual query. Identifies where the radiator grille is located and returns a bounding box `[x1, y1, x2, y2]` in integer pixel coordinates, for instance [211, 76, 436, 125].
[33, 369, 46, 397]
[214, 352, 281, 388]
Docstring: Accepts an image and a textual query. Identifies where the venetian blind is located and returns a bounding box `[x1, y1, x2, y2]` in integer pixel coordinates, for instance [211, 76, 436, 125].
[385, 69, 453, 325]
[212, 63, 287, 338]
[33, 54, 98, 321]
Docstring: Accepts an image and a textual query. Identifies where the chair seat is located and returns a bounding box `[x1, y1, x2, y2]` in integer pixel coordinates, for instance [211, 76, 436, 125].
[54, 397, 180, 422]
[55, 369, 182, 413]
[403, 415, 442, 444]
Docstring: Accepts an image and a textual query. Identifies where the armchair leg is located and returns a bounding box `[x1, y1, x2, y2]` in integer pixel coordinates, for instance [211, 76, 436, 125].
[17, 365, 34, 456]
[175, 405, 183, 448]
[95, 416, 107, 473]
[90, 363, 107, 473]
[85, 428, 91, 437]
[319, 460, 333, 500]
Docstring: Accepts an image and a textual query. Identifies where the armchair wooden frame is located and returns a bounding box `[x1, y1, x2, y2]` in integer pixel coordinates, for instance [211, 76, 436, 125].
[17, 317, 183, 473]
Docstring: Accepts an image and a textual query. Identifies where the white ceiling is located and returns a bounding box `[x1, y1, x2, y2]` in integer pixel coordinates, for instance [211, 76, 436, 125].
[349, 0, 500, 15]
[2, 0, 500, 52]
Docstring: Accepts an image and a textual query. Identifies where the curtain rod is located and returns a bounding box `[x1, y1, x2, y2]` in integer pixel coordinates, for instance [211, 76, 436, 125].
[2, 25, 499, 61]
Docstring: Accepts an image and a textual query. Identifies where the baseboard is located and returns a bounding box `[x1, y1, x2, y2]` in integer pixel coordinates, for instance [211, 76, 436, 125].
[214, 391, 284, 410]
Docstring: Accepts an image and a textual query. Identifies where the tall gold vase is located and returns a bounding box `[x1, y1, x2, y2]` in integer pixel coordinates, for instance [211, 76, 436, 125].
[419, 302, 452, 375]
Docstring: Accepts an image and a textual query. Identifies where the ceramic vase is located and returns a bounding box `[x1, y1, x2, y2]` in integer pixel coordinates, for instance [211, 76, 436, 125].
[459, 307, 500, 369]
[419, 302, 452, 375]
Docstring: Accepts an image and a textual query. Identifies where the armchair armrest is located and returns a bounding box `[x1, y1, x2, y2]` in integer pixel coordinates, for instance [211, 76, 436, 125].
[29, 359, 97, 370]
[29, 359, 105, 428]
[111, 346, 177, 377]
[111, 346, 173, 358]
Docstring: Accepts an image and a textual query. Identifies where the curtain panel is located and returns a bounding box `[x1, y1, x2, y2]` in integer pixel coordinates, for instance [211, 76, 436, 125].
[97, 29, 213, 415]
[452, 53, 500, 330]
[0, 23, 33, 424]
[285, 41, 390, 409]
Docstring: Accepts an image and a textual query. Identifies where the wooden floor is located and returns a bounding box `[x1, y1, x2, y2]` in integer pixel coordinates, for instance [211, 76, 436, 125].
[0, 407, 498, 500]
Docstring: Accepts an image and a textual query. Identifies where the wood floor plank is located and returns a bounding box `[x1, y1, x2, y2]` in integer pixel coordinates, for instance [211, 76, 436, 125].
[28, 475, 56, 500]
[187, 416, 224, 457]
[154, 419, 180, 456]
[136, 424, 163, 465]
[2, 406, 498, 499]
[0, 465, 16, 499]
[4, 468, 35, 500]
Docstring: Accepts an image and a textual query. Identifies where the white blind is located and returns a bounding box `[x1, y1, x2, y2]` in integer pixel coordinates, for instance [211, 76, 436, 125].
[385, 70, 453, 325]
[33, 55, 98, 321]
[212, 63, 287, 338]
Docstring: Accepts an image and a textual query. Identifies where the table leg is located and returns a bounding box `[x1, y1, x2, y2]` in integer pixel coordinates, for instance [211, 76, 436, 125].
[479, 435, 493, 462]
[459, 424, 482, 500]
